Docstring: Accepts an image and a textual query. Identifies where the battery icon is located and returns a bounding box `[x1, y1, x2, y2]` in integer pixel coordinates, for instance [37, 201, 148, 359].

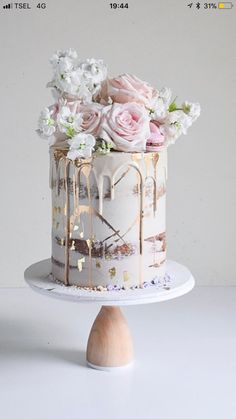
[218, 2, 233, 8]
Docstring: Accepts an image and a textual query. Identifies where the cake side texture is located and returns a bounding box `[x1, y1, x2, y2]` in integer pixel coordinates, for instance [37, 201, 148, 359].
[51, 149, 167, 289]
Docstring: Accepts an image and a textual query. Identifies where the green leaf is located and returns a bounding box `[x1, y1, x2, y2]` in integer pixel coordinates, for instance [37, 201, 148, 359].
[66, 126, 76, 138]
[95, 138, 113, 154]
[168, 96, 178, 112]
[168, 101, 177, 112]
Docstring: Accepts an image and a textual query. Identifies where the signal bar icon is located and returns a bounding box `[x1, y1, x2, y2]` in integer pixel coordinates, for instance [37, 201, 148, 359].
[3, 3, 13, 8]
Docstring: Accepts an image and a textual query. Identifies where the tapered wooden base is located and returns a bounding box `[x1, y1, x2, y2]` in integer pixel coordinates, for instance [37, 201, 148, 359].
[86, 306, 134, 369]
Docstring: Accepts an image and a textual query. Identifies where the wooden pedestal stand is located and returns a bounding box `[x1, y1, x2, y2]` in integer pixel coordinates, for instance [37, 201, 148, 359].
[24, 259, 194, 370]
[86, 306, 134, 369]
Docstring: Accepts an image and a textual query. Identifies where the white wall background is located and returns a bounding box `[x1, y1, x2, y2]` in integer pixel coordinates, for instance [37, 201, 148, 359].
[0, 0, 235, 286]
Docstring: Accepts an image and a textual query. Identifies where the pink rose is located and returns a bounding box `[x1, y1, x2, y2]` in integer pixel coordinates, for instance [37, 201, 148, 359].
[99, 73, 158, 108]
[146, 122, 165, 152]
[99, 102, 150, 152]
[80, 103, 103, 135]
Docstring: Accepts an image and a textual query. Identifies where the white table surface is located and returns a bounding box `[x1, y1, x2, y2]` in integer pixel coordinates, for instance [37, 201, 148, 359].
[0, 286, 236, 419]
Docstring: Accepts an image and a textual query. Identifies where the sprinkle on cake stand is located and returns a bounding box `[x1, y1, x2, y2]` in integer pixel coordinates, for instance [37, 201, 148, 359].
[24, 259, 194, 371]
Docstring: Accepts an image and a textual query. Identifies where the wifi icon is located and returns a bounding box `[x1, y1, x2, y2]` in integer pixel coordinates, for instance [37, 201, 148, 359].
[3, 3, 13, 8]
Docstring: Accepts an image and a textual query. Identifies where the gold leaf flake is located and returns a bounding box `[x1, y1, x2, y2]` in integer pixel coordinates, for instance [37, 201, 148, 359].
[123, 271, 129, 282]
[109, 267, 116, 278]
[96, 260, 101, 268]
[77, 257, 85, 272]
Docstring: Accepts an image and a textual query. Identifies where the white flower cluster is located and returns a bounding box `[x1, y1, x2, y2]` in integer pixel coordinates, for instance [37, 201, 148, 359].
[57, 104, 82, 137]
[67, 133, 96, 160]
[162, 101, 201, 144]
[37, 107, 56, 145]
[149, 89, 201, 145]
[150, 87, 172, 122]
[38, 101, 96, 159]
[49, 49, 107, 103]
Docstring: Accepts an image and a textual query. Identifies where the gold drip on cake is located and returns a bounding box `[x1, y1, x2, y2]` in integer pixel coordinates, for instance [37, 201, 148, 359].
[56, 157, 65, 197]
[74, 162, 93, 286]
[152, 152, 159, 178]
[145, 176, 157, 215]
[128, 161, 144, 287]
[83, 165, 93, 288]
[97, 176, 104, 214]
[64, 159, 71, 286]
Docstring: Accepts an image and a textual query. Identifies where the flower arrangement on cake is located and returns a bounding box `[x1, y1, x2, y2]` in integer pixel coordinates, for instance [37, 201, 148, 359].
[37, 48, 200, 158]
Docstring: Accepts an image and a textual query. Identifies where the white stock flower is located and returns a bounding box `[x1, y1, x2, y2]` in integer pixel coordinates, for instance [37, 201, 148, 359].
[49, 50, 107, 102]
[161, 124, 179, 145]
[50, 49, 78, 69]
[159, 87, 172, 105]
[160, 99, 200, 145]
[50, 49, 82, 98]
[182, 101, 201, 122]
[53, 68, 93, 102]
[57, 105, 82, 136]
[38, 107, 56, 144]
[162, 110, 192, 145]
[150, 87, 172, 121]
[168, 110, 192, 134]
[67, 133, 96, 160]
[79, 58, 107, 91]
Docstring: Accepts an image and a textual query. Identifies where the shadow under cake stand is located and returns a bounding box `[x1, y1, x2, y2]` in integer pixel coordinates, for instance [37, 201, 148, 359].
[24, 259, 194, 371]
